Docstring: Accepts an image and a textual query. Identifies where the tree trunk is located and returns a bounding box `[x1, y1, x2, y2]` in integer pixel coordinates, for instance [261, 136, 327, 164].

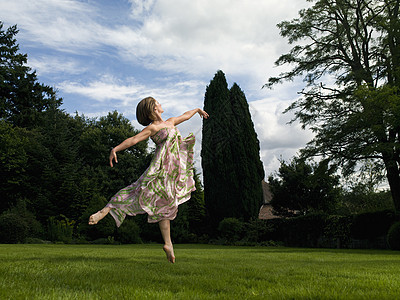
[384, 158, 400, 215]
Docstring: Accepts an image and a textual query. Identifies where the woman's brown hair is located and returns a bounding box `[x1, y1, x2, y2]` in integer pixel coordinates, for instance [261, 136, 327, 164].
[136, 97, 157, 126]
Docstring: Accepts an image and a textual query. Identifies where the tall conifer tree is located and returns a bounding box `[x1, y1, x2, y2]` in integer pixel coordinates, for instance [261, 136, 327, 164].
[201, 71, 234, 226]
[229, 83, 265, 219]
[201, 71, 264, 226]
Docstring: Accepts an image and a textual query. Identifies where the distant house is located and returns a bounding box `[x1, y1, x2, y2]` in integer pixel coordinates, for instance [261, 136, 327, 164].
[258, 180, 280, 220]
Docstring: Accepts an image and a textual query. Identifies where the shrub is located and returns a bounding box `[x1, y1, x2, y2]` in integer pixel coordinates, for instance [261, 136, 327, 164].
[0, 199, 43, 243]
[351, 209, 396, 239]
[171, 204, 191, 243]
[77, 194, 115, 241]
[244, 219, 276, 243]
[323, 215, 351, 248]
[218, 218, 245, 243]
[116, 218, 142, 244]
[135, 214, 163, 243]
[263, 218, 286, 242]
[47, 215, 75, 243]
[387, 222, 400, 250]
[0, 211, 29, 243]
[281, 213, 327, 247]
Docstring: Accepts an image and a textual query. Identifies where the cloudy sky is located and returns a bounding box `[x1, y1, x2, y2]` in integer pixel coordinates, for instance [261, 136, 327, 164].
[1, 0, 314, 178]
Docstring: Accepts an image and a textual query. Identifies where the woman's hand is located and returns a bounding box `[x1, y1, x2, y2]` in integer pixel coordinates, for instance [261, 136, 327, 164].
[198, 109, 209, 119]
[109, 148, 118, 167]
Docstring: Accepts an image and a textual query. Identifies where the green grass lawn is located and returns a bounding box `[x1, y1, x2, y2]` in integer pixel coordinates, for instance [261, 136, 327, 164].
[0, 244, 399, 299]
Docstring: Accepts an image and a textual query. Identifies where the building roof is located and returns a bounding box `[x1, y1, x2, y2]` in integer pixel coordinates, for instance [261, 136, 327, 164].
[258, 204, 280, 220]
[259, 180, 280, 219]
[262, 180, 272, 204]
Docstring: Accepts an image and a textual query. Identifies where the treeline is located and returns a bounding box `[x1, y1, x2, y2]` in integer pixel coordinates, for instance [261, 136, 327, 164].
[1, 108, 150, 243]
[0, 82, 208, 244]
[0, 22, 207, 244]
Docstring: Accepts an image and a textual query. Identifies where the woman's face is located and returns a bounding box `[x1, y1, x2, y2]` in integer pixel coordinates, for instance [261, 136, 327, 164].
[154, 100, 164, 114]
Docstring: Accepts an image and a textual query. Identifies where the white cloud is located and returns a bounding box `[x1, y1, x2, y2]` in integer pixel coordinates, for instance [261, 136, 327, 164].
[59, 75, 206, 115]
[250, 100, 312, 149]
[1, 0, 103, 51]
[117, 0, 310, 81]
[249, 93, 314, 176]
[1, 0, 308, 80]
[28, 56, 87, 75]
[128, 0, 156, 19]
[59, 75, 143, 103]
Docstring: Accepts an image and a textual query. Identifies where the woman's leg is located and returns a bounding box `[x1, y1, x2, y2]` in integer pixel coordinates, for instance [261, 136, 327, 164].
[88, 206, 111, 225]
[159, 219, 175, 263]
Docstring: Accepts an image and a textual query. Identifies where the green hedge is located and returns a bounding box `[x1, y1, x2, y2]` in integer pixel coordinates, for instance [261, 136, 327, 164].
[387, 222, 400, 250]
[239, 209, 398, 249]
[280, 213, 327, 247]
[218, 218, 245, 244]
[350, 210, 396, 239]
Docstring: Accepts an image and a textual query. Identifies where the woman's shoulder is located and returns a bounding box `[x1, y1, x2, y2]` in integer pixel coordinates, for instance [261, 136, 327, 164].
[165, 117, 177, 125]
[142, 124, 160, 137]
[143, 124, 156, 133]
[162, 119, 176, 127]
[146, 122, 175, 137]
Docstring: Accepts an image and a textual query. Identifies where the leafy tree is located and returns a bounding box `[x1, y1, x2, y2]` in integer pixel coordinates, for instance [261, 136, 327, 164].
[266, 0, 400, 212]
[202, 71, 264, 226]
[0, 22, 62, 128]
[0, 120, 28, 212]
[78, 111, 152, 201]
[268, 158, 340, 217]
[336, 185, 394, 215]
[21, 108, 84, 222]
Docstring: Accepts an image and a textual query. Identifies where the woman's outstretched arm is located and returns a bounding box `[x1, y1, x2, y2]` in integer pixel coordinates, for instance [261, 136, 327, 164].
[109, 126, 153, 167]
[169, 108, 209, 126]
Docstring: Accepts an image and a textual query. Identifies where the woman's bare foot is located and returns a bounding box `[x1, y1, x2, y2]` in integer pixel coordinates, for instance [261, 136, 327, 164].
[163, 244, 175, 263]
[88, 208, 109, 225]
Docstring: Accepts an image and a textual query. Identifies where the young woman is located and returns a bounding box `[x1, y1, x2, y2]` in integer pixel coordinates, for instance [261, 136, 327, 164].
[88, 97, 209, 263]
